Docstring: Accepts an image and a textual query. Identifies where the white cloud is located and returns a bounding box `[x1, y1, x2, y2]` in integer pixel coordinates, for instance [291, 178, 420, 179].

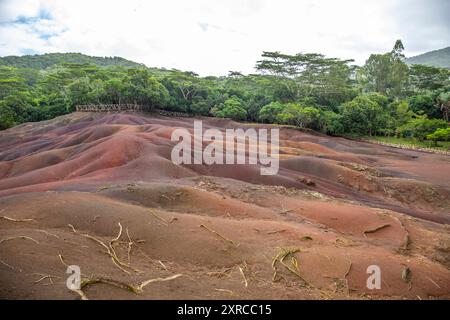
[0, 0, 448, 75]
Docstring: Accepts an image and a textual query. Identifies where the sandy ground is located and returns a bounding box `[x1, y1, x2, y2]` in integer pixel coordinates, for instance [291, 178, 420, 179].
[0, 112, 449, 300]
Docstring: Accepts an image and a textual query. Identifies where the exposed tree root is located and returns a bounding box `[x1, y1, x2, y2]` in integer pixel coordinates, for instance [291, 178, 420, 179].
[59, 249, 182, 300]
[207, 267, 233, 278]
[72, 273, 183, 299]
[67, 223, 140, 274]
[363, 224, 391, 236]
[215, 288, 234, 295]
[425, 275, 441, 289]
[125, 228, 134, 264]
[272, 247, 301, 282]
[32, 273, 62, 285]
[0, 258, 14, 270]
[272, 247, 322, 294]
[157, 260, 168, 271]
[238, 266, 248, 287]
[73, 288, 89, 300]
[148, 209, 169, 226]
[0, 236, 39, 245]
[135, 274, 182, 291]
[0, 216, 35, 222]
[199, 224, 238, 247]
[129, 239, 167, 270]
[37, 230, 60, 239]
[58, 254, 70, 268]
[81, 277, 141, 294]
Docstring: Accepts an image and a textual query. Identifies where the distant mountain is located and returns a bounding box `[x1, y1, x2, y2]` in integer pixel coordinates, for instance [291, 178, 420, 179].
[0, 52, 146, 69]
[404, 46, 450, 69]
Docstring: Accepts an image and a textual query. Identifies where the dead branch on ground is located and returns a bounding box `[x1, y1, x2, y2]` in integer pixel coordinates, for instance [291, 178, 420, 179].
[199, 224, 238, 247]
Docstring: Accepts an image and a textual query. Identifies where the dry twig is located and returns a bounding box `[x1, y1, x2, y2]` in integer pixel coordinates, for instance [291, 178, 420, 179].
[238, 266, 248, 287]
[199, 224, 238, 247]
[148, 209, 169, 225]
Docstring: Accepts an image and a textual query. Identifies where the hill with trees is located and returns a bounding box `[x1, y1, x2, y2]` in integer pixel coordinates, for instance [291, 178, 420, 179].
[1, 41, 449, 147]
[0, 52, 146, 69]
[405, 46, 450, 69]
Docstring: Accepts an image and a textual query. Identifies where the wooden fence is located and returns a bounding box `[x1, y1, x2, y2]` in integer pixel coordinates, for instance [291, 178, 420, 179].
[75, 104, 149, 112]
[75, 104, 192, 118]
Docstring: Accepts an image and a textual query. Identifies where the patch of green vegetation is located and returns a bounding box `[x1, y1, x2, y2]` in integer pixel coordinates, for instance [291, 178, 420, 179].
[367, 136, 450, 151]
[1, 40, 449, 139]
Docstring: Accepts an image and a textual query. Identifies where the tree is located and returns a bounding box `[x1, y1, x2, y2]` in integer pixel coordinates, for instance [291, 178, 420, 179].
[392, 40, 405, 59]
[437, 91, 450, 122]
[256, 51, 356, 107]
[276, 103, 321, 129]
[340, 95, 386, 135]
[0, 92, 41, 123]
[409, 64, 449, 92]
[408, 94, 440, 118]
[426, 127, 450, 146]
[258, 102, 285, 123]
[211, 97, 247, 120]
[397, 118, 448, 140]
[366, 92, 389, 110]
[66, 77, 94, 107]
[101, 78, 125, 104]
[362, 40, 408, 97]
[320, 111, 344, 135]
[124, 69, 169, 107]
[0, 103, 16, 130]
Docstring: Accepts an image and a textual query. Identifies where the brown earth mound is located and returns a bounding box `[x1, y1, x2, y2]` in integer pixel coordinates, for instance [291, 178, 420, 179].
[0, 112, 449, 300]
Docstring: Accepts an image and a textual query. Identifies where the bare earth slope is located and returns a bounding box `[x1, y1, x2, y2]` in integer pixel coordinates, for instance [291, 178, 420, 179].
[0, 112, 449, 299]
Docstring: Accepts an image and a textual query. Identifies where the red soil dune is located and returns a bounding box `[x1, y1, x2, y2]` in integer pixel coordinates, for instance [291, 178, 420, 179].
[0, 112, 449, 300]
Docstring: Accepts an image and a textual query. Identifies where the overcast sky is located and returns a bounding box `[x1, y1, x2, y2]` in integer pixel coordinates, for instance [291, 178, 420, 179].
[0, 0, 449, 76]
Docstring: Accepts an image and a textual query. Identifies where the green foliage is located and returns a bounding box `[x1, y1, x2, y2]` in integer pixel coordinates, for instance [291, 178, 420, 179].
[408, 94, 441, 118]
[365, 92, 389, 109]
[275, 104, 319, 129]
[397, 118, 448, 140]
[211, 97, 247, 120]
[0, 103, 16, 130]
[408, 64, 449, 92]
[340, 95, 386, 136]
[258, 102, 284, 123]
[362, 43, 409, 98]
[426, 127, 450, 145]
[320, 111, 344, 135]
[0, 44, 448, 139]
[124, 69, 169, 106]
[256, 51, 357, 107]
[404, 46, 450, 69]
[0, 53, 145, 69]
[437, 91, 450, 121]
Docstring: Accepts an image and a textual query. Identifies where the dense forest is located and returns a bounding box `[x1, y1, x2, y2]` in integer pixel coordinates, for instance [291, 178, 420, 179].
[1, 40, 449, 145]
